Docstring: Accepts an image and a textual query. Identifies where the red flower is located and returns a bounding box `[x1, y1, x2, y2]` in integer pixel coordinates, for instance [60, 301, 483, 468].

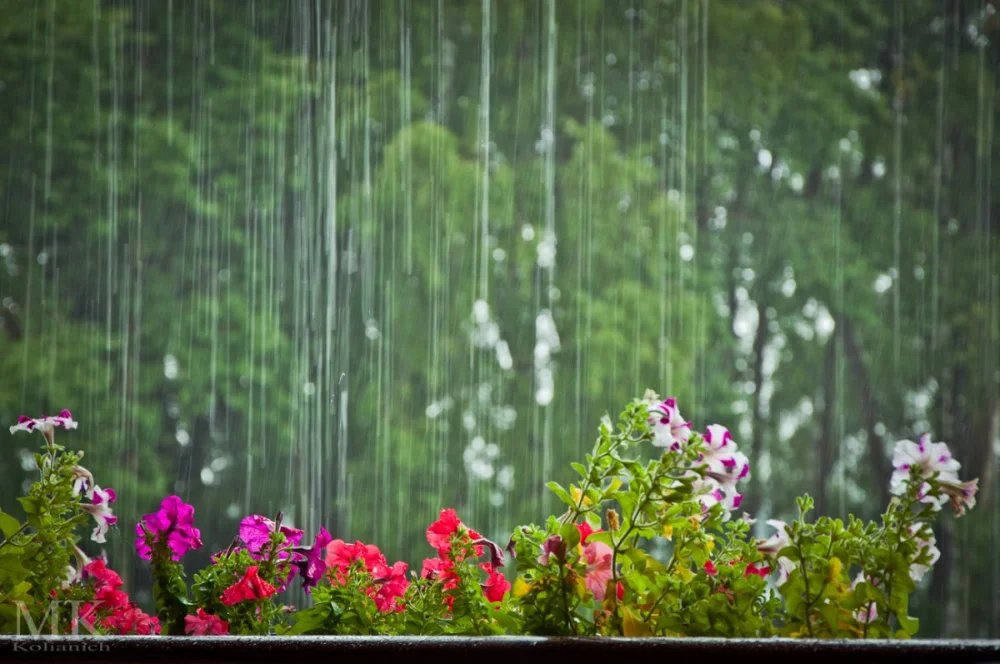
[744, 562, 771, 579]
[220, 565, 277, 606]
[325, 539, 386, 581]
[185, 608, 229, 635]
[81, 559, 123, 591]
[575, 522, 598, 543]
[704, 560, 718, 576]
[101, 605, 161, 635]
[95, 587, 129, 611]
[422, 556, 460, 611]
[425, 509, 483, 558]
[324, 539, 409, 612]
[422, 556, 459, 590]
[372, 560, 410, 613]
[616, 581, 625, 601]
[480, 563, 510, 603]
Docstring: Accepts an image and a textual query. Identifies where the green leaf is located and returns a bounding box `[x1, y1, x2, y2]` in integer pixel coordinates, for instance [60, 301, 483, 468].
[0, 512, 21, 539]
[819, 602, 839, 633]
[285, 607, 332, 635]
[545, 481, 574, 507]
[15, 498, 38, 516]
[897, 613, 919, 635]
[0, 553, 30, 582]
[559, 522, 581, 549]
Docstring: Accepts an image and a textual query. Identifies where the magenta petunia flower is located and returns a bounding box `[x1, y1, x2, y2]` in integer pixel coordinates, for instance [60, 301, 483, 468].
[290, 527, 333, 592]
[537, 535, 565, 565]
[135, 495, 203, 561]
[239, 515, 304, 555]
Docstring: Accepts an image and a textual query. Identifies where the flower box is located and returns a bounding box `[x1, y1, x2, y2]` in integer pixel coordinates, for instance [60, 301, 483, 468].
[1, 636, 999, 664]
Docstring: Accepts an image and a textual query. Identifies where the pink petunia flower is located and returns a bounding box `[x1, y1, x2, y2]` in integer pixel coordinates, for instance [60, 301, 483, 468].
[581, 538, 614, 601]
[135, 495, 203, 561]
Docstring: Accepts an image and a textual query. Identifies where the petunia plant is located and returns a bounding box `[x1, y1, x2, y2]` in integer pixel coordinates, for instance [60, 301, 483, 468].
[0, 392, 979, 638]
[1, 412, 158, 635]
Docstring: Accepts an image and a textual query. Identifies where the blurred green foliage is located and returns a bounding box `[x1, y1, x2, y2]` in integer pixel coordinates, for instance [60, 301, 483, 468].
[0, 0, 996, 637]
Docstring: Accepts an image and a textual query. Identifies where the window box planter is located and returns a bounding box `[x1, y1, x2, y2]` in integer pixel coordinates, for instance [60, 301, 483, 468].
[1, 636, 999, 664]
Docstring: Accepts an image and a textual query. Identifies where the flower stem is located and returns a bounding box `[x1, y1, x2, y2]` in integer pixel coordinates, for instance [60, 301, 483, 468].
[0, 522, 30, 551]
[792, 532, 815, 638]
[641, 534, 686, 625]
[556, 557, 577, 635]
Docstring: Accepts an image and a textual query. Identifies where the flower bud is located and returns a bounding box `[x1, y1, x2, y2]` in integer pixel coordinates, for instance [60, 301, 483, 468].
[606, 509, 620, 532]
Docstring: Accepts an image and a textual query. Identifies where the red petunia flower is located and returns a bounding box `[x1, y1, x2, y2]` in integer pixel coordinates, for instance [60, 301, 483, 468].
[744, 562, 771, 579]
[575, 522, 597, 543]
[422, 556, 460, 611]
[480, 563, 510, 603]
[220, 565, 277, 606]
[184, 608, 230, 635]
[372, 560, 410, 613]
[425, 509, 483, 558]
[704, 560, 718, 576]
[102, 605, 160, 635]
[81, 559, 123, 591]
[324, 539, 409, 612]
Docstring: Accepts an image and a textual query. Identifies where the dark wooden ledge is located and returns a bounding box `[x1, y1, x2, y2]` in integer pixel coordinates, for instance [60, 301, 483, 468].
[1, 635, 998, 664]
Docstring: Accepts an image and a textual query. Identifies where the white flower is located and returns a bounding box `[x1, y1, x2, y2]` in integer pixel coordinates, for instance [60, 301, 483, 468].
[71, 466, 95, 498]
[939, 477, 978, 517]
[907, 524, 940, 582]
[81, 486, 118, 543]
[851, 573, 878, 624]
[648, 397, 692, 449]
[756, 519, 791, 556]
[776, 556, 796, 586]
[692, 478, 743, 522]
[9, 410, 78, 445]
[890, 435, 961, 510]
